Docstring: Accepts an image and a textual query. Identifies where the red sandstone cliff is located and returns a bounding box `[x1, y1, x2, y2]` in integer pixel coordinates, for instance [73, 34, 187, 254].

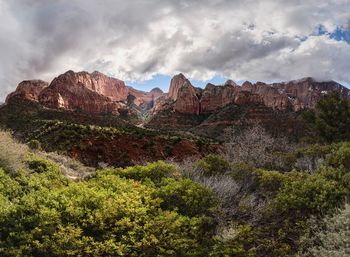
[168, 73, 190, 101]
[156, 74, 350, 115]
[6, 70, 162, 115]
[174, 81, 200, 115]
[5, 80, 49, 104]
[38, 71, 124, 114]
[5, 71, 350, 118]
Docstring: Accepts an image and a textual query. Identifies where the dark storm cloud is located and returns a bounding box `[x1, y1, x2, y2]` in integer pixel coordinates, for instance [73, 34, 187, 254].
[0, 0, 349, 100]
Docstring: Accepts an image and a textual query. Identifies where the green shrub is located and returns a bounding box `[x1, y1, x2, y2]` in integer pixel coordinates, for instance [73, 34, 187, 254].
[0, 168, 22, 200]
[229, 162, 255, 181]
[156, 177, 218, 217]
[209, 225, 257, 257]
[100, 161, 178, 184]
[324, 143, 350, 170]
[254, 169, 287, 195]
[197, 154, 231, 176]
[28, 139, 41, 150]
[273, 173, 343, 215]
[303, 92, 350, 142]
[0, 167, 216, 257]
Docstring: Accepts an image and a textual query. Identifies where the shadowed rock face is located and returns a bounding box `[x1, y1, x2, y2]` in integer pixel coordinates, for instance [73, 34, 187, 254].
[147, 74, 349, 138]
[153, 74, 268, 116]
[200, 83, 238, 113]
[128, 87, 165, 109]
[161, 74, 350, 115]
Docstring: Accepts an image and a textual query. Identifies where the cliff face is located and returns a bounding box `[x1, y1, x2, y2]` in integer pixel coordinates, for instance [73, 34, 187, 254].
[6, 70, 161, 115]
[168, 73, 189, 101]
[5, 71, 350, 134]
[147, 74, 350, 138]
[128, 87, 165, 109]
[5, 80, 49, 104]
[200, 82, 238, 113]
[155, 74, 350, 116]
[38, 72, 124, 114]
[174, 81, 200, 115]
[241, 77, 349, 111]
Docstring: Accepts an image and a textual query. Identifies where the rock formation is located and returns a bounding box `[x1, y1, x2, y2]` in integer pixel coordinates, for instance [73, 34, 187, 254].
[174, 81, 200, 115]
[168, 73, 190, 101]
[200, 83, 238, 113]
[128, 87, 165, 109]
[5, 71, 350, 121]
[38, 71, 124, 114]
[6, 70, 163, 115]
[6, 80, 49, 103]
[241, 77, 349, 111]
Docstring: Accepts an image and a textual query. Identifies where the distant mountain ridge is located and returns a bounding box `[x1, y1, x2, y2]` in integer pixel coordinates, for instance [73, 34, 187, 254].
[4, 70, 350, 138]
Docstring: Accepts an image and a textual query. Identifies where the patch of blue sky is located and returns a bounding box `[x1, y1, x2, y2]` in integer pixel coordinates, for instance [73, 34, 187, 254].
[316, 25, 350, 44]
[126, 74, 231, 92]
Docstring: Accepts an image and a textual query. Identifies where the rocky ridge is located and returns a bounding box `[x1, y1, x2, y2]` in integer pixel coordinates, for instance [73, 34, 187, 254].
[152, 74, 350, 116]
[6, 70, 165, 115]
[5, 70, 350, 121]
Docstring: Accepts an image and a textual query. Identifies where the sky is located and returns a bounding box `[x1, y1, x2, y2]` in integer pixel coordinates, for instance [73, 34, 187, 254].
[0, 0, 350, 99]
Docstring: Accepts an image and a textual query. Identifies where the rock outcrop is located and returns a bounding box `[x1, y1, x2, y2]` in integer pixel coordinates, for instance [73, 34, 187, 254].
[200, 83, 238, 113]
[242, 81, 291, 110]
[6, 80, 49, 103]
[5, 71, 350, 123]
[6, 70, 164, 115]
[174, 81, 200, 115]
[147, 73, 350, 139]
[38, 71, 124, 114]
[242, 77, 350, 111]
[168, 73, 190, 101]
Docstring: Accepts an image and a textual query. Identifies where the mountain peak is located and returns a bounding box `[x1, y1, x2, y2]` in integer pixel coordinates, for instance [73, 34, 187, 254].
[168, 73, 191, 101]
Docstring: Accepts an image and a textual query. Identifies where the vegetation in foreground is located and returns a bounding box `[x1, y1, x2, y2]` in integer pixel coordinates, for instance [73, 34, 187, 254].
[0, 92, 349, 256]
[0, 127, 349, 256]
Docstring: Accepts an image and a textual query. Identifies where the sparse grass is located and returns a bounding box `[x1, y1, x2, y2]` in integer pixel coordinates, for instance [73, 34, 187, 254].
[0, 129, 94, 180]
[0, 130, 30, 174]
[40, 151, 94, 180]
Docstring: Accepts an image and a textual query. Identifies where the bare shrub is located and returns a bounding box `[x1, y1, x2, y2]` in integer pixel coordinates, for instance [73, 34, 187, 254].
[40, 151, 95, 180]
[294, 156, 324, 173]
[224, 125, 293, 169]
[173, 157, 267, 223]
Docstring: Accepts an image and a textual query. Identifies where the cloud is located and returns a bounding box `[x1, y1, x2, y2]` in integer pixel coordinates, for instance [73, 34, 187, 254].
[0, 0, 349, 100]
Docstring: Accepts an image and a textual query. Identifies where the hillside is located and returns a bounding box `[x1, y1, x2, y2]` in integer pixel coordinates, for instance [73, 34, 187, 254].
[1, 123, 350, 256]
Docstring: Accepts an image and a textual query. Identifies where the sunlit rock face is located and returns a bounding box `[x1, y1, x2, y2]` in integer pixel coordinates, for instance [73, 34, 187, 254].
[6, 80, 49, 103]
[38, 71, 124, 114]
[6, 70, 165, 115]
[6, 71, 350, 118]
[242, 77, 350, 111]
[174, 81, 200, 115]
[168, 73, 189, 101]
